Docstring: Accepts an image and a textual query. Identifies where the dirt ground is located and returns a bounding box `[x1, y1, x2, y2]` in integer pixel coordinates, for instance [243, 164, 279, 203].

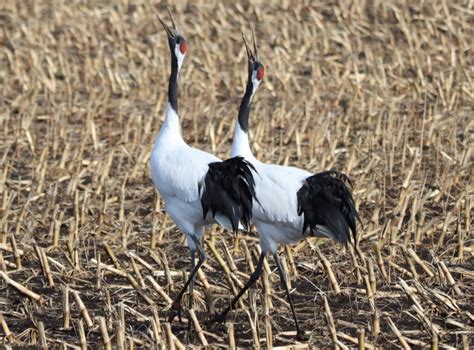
[0, 0, 472, 348]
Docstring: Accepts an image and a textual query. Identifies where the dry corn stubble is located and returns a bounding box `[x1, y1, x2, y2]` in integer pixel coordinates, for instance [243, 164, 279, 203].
[0, 0, 472, 348]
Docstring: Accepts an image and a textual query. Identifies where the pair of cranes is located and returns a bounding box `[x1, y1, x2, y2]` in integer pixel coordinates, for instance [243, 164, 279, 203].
[150, 11, 360, 338]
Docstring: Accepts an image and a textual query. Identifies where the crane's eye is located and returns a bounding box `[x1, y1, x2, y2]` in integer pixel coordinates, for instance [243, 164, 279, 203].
[257, 66, 265, 80]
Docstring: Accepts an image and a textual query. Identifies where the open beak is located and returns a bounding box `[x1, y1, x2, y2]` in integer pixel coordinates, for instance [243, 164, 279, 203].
[242, 28, 259, 62]
[157, 8, 179, 38]
[252, 28, 259, 60]
[242, 32, 255, 62]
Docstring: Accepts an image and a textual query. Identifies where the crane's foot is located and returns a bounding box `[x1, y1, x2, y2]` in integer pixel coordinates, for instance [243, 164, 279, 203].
[205, 312, 227, 325]
[295, 329, 307, 341]
[167, 301, 183, 323]
[186, 318, 196, 343]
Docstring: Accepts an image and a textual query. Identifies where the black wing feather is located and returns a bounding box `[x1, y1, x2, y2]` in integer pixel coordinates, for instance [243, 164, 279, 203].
[297, 171, 359, 246]
[200, 156, 257, 232]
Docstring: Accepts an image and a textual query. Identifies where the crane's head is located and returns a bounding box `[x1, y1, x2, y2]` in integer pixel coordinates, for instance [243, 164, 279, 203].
[243, 30, 265, 89]
[157, 9, 187, 70]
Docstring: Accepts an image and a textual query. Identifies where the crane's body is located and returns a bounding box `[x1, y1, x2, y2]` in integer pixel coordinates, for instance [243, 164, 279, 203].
[232, 125, 349, 252]
[211, 33, 359, 339]
[232, 135, 308, 249]
[151, 103, 220, 247]
[150, 13, 257, 324]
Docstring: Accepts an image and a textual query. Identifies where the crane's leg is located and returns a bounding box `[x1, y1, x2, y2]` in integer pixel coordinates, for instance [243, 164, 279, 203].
[210, 251, 266, 323]
[188, 249, 196, 312]
[169, 235, 205, 323]
[273, 252, 304, 339]
[186, 249, 197, 335]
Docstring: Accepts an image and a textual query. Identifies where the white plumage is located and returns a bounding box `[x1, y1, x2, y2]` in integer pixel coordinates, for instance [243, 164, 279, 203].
[151, 104, 220, 241]
[151, 13, 258, 324]
[231, 129, 342, 252]
[211, 32, 359, 339]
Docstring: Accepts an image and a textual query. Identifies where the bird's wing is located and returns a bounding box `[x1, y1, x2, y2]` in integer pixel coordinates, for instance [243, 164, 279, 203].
[200, 156, 258, 232]
[152, 145, 220, 203]
[253, 163, 311, 225]
[297, 171, 359, 246]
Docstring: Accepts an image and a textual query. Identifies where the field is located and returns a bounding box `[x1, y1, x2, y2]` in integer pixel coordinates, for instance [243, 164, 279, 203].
[1, 0, 473, 348]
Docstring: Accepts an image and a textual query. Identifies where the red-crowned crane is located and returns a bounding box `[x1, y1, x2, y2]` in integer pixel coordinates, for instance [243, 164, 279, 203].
[210, 33, 360, 339]
[150, 11, 257, 324]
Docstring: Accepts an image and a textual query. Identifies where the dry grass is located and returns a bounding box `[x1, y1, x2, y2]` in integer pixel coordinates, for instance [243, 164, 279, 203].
[1, 0, 473, 348]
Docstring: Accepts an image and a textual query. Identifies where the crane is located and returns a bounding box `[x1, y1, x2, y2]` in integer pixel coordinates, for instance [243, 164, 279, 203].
[210, 32, 360, 339]
[150, 11, 258, 323]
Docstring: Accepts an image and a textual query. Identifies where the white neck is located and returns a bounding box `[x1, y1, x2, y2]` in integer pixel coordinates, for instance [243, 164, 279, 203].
[159, 102, 182, 138]
[251, 71, 261, 94]
[231, 123, 255, 160]
[175, 46, 185, 71]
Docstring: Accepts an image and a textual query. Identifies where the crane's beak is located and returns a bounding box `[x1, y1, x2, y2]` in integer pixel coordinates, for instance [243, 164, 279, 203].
[157, 8, 179, 38]
[251, 28, 259, 60]
[243, 28, 260, 63]
[242, 32, 256, 62]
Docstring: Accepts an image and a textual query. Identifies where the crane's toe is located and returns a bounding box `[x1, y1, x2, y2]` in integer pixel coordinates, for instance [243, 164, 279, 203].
[167, 302, 184, 323]
[204, 312, 227, 326]
[295, 329, 307, 341]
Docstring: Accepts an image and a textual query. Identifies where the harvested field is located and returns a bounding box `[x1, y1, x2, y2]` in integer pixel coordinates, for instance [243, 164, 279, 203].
[0, 0, 473, 348]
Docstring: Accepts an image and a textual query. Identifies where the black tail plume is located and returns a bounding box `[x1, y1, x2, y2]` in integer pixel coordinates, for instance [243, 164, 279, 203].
[297, 171, 360, 246]
[200, 157, 258, 232]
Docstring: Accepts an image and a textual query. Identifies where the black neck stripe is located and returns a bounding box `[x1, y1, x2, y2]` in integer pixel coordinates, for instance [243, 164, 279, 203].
[237, 81, 254, 133]
[168, 55, 179, 113]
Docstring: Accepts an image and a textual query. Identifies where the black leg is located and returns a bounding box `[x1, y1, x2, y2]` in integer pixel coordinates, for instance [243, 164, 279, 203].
[189, 249, 196, 311]
[211, 252, 266, 323]
[169, 236, 205, 322]
[186, 249, 197, 335]
[273, 252, 304, 339]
